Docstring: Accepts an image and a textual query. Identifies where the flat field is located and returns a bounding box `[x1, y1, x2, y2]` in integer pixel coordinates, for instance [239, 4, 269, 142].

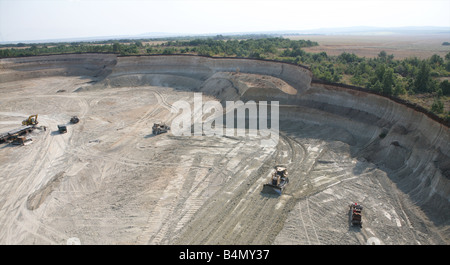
[288, 34, 450, 59]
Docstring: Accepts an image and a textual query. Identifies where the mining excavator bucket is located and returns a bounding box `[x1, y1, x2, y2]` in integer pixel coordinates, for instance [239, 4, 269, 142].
[262, 183, 284, 195]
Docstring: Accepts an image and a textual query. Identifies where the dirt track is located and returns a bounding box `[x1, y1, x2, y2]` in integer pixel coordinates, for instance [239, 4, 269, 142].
[0, 54, 448, 244]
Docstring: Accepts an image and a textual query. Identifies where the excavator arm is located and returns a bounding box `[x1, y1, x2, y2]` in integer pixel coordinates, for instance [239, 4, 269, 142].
[22, 115, 38, 126]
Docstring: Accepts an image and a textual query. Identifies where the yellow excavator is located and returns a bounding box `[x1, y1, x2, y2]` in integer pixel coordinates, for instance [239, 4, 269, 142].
[22, 114, 38, 126]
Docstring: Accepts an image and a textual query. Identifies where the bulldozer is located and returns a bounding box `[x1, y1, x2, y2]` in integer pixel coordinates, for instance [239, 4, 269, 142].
[70, 116, 80, 124]
[152, 123, 170, 135]
[262, 166, 289, 195]
[349, 202, 363, 228]
[22, 115, 38, 126]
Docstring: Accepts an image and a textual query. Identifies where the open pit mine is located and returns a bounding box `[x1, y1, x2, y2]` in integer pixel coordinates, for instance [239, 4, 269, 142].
[0, 54, 448, 244]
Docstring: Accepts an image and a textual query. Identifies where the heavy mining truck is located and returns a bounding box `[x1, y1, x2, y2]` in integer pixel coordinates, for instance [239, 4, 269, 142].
[58, 125, 67, 134]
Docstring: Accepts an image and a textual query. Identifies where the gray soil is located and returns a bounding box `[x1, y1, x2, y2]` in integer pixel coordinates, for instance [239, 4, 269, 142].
[0, 54, 448, 245]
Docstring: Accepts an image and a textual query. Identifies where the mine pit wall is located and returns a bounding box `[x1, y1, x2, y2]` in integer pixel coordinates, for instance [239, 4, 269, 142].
[0, 53, 117, 83]
[104, 55, 312, 92]
[249, 78, 450, 225]
[291, 83, 450, 226]
[0, 54, 448, 226]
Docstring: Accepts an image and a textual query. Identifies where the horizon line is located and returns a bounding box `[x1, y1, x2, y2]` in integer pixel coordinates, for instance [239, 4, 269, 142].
[2, 25, 450, 45]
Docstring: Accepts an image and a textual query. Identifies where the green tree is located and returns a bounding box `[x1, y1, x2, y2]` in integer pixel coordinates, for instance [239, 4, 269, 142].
[393, 82, 407, 96]
[440, 80, 450, 96]
[135, 41, 143, 48]
[382, 67, 394, 95]
[431, 98, 444, 114]
[378, 50, 387, 60]
[371, 80, 383, 93]
[162, 47, 177, 55]
[414, 61, 433, 93]
[112, 42, 120, 53]
[375, 64, 386, 81]
[429, 54, 443, 66]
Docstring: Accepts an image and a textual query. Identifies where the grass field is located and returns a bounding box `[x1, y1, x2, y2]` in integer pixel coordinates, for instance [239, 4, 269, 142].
[288, 34, 450, 59]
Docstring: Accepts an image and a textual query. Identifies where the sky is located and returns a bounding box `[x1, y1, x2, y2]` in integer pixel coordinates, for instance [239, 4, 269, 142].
[0, 0, 449, 42]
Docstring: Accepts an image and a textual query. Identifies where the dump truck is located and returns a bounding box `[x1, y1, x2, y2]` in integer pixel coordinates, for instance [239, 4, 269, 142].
[262, 166, 289, 195]
[58, 125, 67, 134]
[152, 123, 170, 135]
[349, 202, 363, 228]
[22, 115, 38, 126]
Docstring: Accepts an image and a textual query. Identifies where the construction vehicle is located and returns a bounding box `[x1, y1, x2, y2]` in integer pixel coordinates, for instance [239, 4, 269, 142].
[349, 202, 363, 228]
[12, 136, 32, 146]
[1, 115, 45, 145]
[262, 166, 289, 195]
[152, 123, 170, 135]
[70, 116, 80, 124]
[58, 125, 67, 134]
[22, 115, 38, 126]
[0, 125, 34, 144]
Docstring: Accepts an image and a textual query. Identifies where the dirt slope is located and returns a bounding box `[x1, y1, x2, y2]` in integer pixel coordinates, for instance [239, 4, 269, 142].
[0, 54, 448, 244]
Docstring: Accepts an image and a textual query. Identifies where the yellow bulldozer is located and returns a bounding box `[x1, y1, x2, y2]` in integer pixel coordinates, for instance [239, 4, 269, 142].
[22, 115, 38, 126]
[261, 166, 289, 195]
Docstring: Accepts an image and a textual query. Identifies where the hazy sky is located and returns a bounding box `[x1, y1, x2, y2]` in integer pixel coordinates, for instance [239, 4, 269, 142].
[1, 0, 449, 42]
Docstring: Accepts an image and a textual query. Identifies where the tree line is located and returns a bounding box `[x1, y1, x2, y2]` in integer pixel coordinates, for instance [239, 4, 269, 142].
[279, 49, 449, 119]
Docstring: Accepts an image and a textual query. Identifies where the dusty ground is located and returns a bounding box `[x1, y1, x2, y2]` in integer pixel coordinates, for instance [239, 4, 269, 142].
[0, 55, 448, 245]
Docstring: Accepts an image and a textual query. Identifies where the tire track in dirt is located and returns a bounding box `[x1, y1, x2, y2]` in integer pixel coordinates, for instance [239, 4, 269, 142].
[270, 133, 366, 245]
[109, 99, 164, 149]
[138, 136, 248, 244]
[135, 153, 198, 244]
[172, 133, 308, 244]
[145, 154, 206, 244]
[152, 89, 176, 113]
[0, 117, 70, 243]
[0, 87, 92, 244]
[157, 138, 252, 244]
